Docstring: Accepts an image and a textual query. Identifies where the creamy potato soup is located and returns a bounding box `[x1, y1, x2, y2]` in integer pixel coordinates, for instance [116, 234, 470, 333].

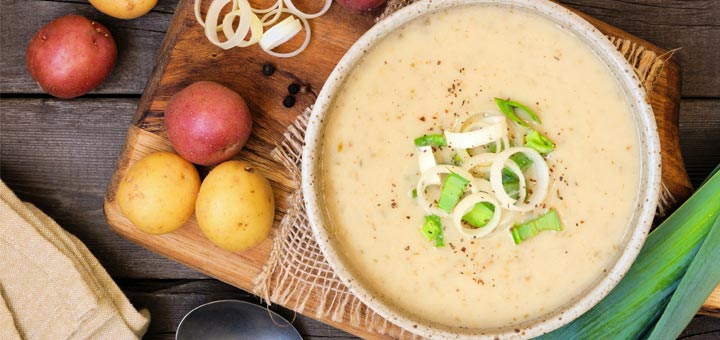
[320, 5, 640, 329]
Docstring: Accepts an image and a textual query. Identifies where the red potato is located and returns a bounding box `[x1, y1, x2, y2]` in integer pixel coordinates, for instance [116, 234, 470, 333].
[26, 15, 117, 99]
[165, 81, 253, 166]
[335, 0, 387, 11]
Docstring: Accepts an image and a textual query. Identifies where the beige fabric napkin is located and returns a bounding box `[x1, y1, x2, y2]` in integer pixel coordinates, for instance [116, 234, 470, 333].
[0, 180, 150, 340]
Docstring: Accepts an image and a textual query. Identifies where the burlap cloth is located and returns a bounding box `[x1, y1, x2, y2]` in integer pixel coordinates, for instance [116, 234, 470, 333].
[254, 1, 675, 338]
[0, 180, 149, 340]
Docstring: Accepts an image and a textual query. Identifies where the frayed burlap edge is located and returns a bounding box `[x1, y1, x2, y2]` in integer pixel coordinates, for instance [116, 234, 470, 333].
[254, 5, 675, 339]
[607, 36, 678, 216]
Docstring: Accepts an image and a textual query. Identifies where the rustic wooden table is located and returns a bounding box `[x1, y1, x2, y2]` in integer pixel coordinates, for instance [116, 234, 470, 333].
[1, 0, 719, 339]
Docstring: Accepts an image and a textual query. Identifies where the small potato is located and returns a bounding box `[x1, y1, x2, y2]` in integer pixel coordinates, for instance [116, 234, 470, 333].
[117, 152, 200, 234]
[26, 15, 117, 99]
[165, 81, 253, 166]
[89, 0, 158, 20]
[196, 160, 275, 252]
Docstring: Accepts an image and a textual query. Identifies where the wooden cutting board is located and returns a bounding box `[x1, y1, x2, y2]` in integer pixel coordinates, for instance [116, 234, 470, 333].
[104, 0, 717, 338]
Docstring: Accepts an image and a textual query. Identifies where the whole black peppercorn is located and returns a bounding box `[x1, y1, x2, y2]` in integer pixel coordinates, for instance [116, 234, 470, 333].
[287, 83, 300, 94]
[262, 63, 275, 76]
[283, 95, 296, 108]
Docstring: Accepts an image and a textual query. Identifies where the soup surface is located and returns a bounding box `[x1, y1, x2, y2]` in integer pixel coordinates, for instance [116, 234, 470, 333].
[321, 5, 640, 329]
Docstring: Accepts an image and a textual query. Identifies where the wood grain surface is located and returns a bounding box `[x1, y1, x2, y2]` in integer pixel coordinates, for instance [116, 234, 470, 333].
[1, 0, 719, 339]
[101, 0, 712, 337]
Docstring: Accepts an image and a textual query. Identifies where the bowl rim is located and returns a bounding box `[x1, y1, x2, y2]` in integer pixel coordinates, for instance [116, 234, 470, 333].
[301, 0, 662, 338]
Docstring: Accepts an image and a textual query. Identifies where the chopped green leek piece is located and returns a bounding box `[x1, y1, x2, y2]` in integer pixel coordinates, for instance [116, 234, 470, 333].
[495, 98, 527, 127]
[484, 146, 531, 198]
[538, 167, 720, 340]
[488, 145, 532, 171]
[414, 134, 447, 147]
[501, 167, 522, 199]
[411, 189, 417, 199]
[501, 167, 519, 183]
[510, 152, 533, 171]
[507, 99, 541, 123]
[525, 130, 555, 155]
[438, 173, 470, 213]
[503, 181, 520, 200]
[510, 209, 562, 244]
[435, 227, 445, 247]
[452, 153, 463, 166]
[494, 97, 541, 127]
[462, 202, 495, 228]
[485, 154, 532, 200]
[421, 215, 444, 247]
[487, 143, 497, 153]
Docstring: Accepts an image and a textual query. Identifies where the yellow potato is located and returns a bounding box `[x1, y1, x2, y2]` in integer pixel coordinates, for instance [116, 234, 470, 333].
[89, 0, 157, 20]
[196, 160, 275, 252]
[117, 152, 200, 234]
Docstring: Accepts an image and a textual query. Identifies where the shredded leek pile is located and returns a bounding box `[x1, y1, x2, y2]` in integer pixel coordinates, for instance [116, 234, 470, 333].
[194, 0, 332, 57]
[538, 166, 720, 339]
[412, 98, 561, 246]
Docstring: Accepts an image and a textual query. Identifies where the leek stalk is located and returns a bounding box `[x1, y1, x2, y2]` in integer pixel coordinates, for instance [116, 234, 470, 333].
[646, 213, 720, 339]
[538, 167, 720, 339]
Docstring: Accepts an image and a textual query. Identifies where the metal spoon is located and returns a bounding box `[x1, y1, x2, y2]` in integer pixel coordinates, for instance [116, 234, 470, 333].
[176, 300, 302, 340]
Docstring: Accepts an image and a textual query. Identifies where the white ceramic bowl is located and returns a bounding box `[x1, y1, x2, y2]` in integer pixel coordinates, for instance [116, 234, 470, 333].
[302, 0, 661, 338]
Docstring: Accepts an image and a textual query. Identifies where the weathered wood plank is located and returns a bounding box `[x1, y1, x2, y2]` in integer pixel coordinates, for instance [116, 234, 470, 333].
[561, 0, 720, 98]
[1, 98, 719, 338]
[0, 0, 179, 95]
[679, 100, 720, 187]
[0, 3, 715, 279]
[679, 316, 720, 340]
[1, 95, 718, 276]
[1, 0, 718, 98]
[119, 279, 719, 340]
[2, 0, 720, 337]
[120, 279, 357, 340]
[104, 0, 700, 337]
[0, 98, 205, 279]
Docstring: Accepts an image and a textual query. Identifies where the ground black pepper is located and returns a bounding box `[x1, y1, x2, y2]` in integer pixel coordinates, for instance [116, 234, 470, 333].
[288, 83, 300, 94]
[283, 95, 296, 108]
[262, 63, 275, 76]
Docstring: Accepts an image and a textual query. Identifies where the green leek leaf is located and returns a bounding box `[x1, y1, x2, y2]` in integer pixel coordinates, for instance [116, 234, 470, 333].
[536, 168, 720, 340]
[646, 213, 720, 339]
